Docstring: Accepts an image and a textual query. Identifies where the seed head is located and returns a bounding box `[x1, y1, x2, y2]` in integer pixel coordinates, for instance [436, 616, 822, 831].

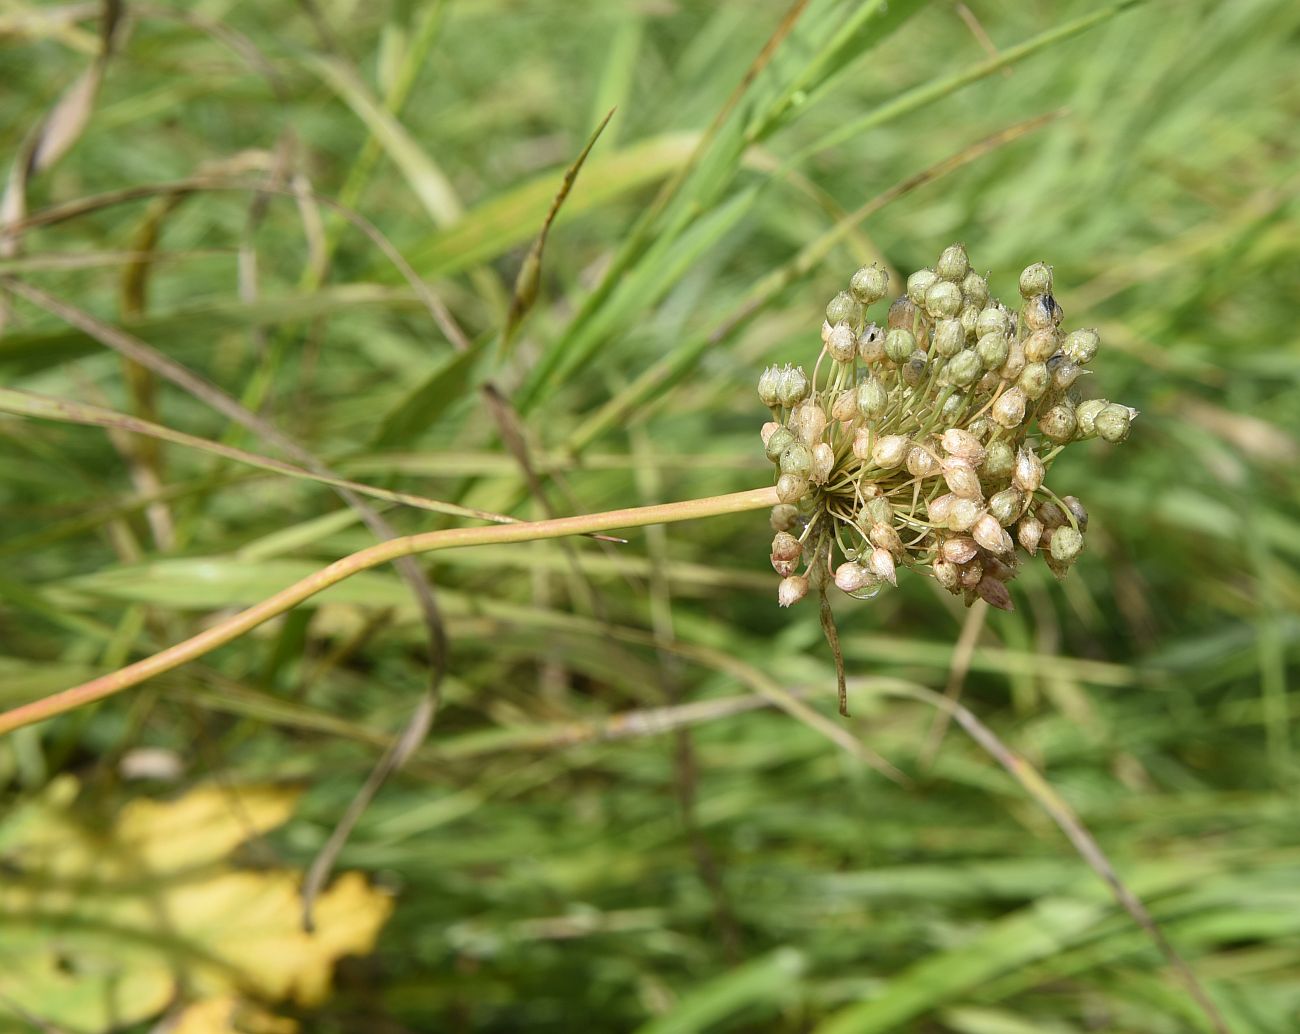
[758, 245, 1132, 612]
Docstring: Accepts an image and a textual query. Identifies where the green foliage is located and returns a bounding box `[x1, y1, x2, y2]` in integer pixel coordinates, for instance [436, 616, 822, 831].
[2, 0, 1299, 1031]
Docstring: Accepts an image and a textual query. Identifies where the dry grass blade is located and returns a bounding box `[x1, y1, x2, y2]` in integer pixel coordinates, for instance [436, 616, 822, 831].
[502, 108, 615, 353]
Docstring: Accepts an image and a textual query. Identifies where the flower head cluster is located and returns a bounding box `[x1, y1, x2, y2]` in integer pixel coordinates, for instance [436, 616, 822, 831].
[760, 244, 1135, 612]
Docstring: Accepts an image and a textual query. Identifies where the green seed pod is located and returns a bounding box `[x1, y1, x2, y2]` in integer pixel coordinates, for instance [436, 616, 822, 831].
[779, 441, 813, 478]
[989, 487, 1025, 525]
[757, 364, 781, 407]
[887, 296, 918, 329]
[857, 324, 886, 364]
[941, 391, 965, 422]
[936, 243, 970, 282]
[1023, 293, 1062, 331]
[869, 521, 904, 556]
[834, 561, 874, 595]
[776, 473, 808, 504]
[1024, 328, 1060, 363]
[811, 441, 835, 483]
[856, 378, 888, 419]
[769, 504, 799, 532]
[1018, 262, 1053, 299]
[947, 349, 982, 386]
[827, 320, 857, 362]
[959, 304, 981, 341]
[1040, 402, 1078, 443]
[1018, 361, 1050, 400]
[977, 370, 1000, 395]
[976, 331, 1009, 370]
[1075, 398, 1108, 438]
[1063, 328, 1100, 364]
[866, 496, 892, 527]
[1095, 403, 1133, 443]
[850, 263, 890, 304]
[983, 439, 1015, 479]
[924, 279, 964, 319]
[941, 427, 985, 463]
[999, 338, 1027, 381]
[992, 386, 1027, 429]
[907, 268, 938, 306]
[961, 271, 989, 309]
[934, 318, 966, 358]
[777, 365, 811, 407]
[976, 306, 1010, 338]
[906, 443, 940, 477]
[1050, 525, 1084, 562]
[826, 290, 857, 325]
[966, 415, 991, 441]
[885, 326, 916, 364]
[764, 426, 795, 463]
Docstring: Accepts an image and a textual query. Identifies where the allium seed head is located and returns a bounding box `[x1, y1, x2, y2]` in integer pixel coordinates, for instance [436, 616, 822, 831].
[850, 263, 890, 304]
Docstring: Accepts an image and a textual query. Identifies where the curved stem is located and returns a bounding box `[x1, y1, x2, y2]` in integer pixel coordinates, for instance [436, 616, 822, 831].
[0, 486, 780, 736]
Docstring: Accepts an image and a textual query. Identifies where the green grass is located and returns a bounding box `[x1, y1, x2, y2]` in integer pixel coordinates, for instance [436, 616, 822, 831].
[2, 0, 1299, 1030]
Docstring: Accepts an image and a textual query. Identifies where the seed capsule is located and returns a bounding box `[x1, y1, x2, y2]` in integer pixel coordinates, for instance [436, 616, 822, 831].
[1017, 515, 1043, 555]
[831, 388, 858, 422]
[927, 492, 958, 524]
[1024, 328, 1060, 363]
[976, 575, 1014, 611]
[976, 331, 1009, 369]
[924, 279, 964, 318]
[982, 440, 1015, 480]
[771, 531, 802, 577]
[1013, 447, 1045, 493]
[992, 386, 1027, 429]
[959, 305, 981, 340]
[850, 263, 889, 304]
[857, 323, 886, 364]
[764, 426, 795, 463]
[933, 557, 961, 591]
[769, 504, 799, 532]
[776, 473, 808, 504]
[988, 487, 1025, 526]
[936, 243, 970, 281]
[1019, 262, 1053, 299]
[856, 379, 888, 420]
[1036, 499, 1068, 529]
[1050, 525, 1084, 562]
[942, 456, 983, 500]
[887, 296, 918, 329]
[947, 349, 982, 386]
[999, 338, 1027, 381]
[852, 427, 872, 460]
[1040, 403, 1078, 443]
[1075, 398, 1108, 438]
[779, 441, 813, 478]
[885, 327, 916, 364]
[778, 574, 809, 607]
[960, 559, 984, 588]
[1023, 293, 1062, 330]
[1018, 361, 1050, 400]
[1062, 495, 1089, 531]
[1095, 403, 1133, 443]
[1063, 328, 1100, 364]
[760, 421, 780, 448]
[835, 561, 874, 595]
[758, 365, 781, 407]
[933, 318, 965, 358]
[941, 427, 985, 463]
[907, 269, 938, 306]
[941, 536, 978, 564]
[869, 522, 904, 556]
[948, 497, 982, 532]
[872, 434, 910, 468]
[973, 513, 1014, 554]
[811, 442, 835, 484]
[793, 402, 828, 444]
[826, 290, 858, 325]
[976, 305, 1011, 338]
[961, 271, 989, 308]
[827, 320, 857, 362]
[777, 365, 810, 407]
[869, 547, 898, 586]
[1049, 357, 1085, 391]
[907, 444, 940, 478]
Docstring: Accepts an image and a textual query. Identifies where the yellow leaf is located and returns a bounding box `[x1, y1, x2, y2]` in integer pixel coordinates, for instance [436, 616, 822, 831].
[0, 781, 393, 1031]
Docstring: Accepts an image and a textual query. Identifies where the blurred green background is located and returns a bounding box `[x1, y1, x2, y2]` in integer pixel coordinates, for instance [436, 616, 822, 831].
[2, 0, 1298, 1031]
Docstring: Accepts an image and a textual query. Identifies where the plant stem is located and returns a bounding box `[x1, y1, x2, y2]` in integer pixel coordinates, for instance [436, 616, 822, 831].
[0, 486, 780, 736]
